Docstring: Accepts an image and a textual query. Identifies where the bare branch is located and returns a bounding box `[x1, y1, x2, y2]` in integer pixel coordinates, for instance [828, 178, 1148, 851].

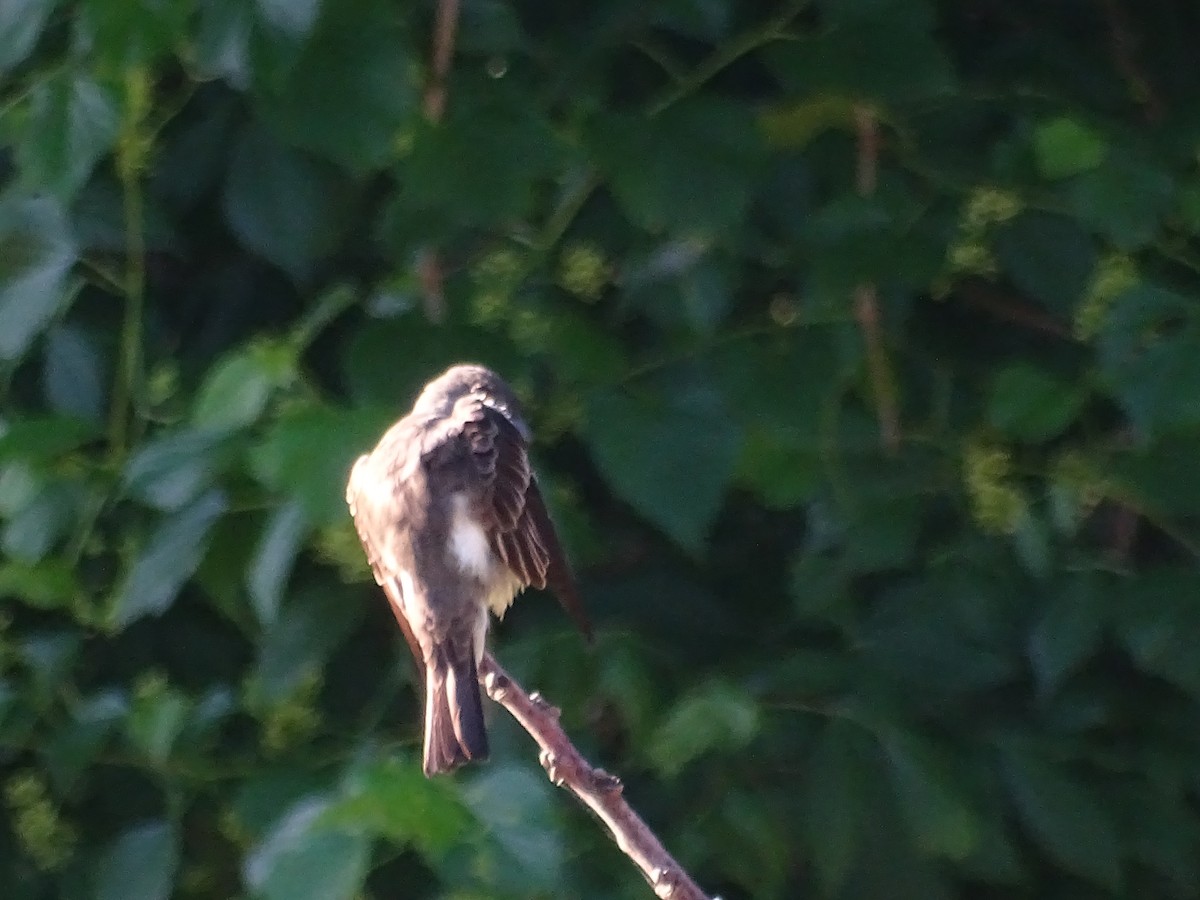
[478, 653, 712, 900]
[852, 106, 901, 452]
[414, 0, 462, 323]
[424, 0, 461, 122]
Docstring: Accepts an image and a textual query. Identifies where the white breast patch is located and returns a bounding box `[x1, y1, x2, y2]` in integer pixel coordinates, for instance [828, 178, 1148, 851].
[449, 494, 492, 579]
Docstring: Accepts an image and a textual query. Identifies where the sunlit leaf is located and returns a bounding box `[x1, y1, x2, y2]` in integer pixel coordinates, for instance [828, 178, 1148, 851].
[109, 490, 227, 629]
[585, 378, 741, 552]
[222, 126, 349, 282]
[245, 797, 369, 900]
[16, 72, 119, 200]
[246, 500, 309, 626]
[42, 324, 105, 423]
[95, 820, 180, 900]
[881, 729, 983, 860]
[1033, 117, 1107, 179]
[1001, 744, 1122, 889]
[648, 680, 759, 775]
[0, 0, 52, 72]
[0, 191, 77, 362]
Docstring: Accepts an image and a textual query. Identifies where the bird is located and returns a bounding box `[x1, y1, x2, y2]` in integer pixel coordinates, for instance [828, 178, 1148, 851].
[345, 364, 591, 776]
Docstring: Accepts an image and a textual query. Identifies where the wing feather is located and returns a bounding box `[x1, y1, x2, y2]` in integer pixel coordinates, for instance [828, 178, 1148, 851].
[461, 400, 593, 641]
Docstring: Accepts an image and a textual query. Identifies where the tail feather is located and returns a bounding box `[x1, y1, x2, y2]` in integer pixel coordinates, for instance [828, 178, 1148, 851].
[423, 647, 488, 777]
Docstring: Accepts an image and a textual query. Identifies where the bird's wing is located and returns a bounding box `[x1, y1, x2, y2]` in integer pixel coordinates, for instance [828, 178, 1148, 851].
[447, 395, 593, 641]
[346, 452, 426, 666]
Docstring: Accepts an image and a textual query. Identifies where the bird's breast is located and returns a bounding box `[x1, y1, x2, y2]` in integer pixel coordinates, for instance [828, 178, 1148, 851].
[447, 493, 521, 618]
[448, 493, 492, 580]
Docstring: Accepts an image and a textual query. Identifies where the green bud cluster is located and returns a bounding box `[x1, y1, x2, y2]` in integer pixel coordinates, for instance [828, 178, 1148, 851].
[558, 243, 609, 301]
[945, 187, 1023, 279]
[261, 671, 323, 754]
[964, 443, 1027, 534]
[4, 772, 76, 870]
[1075, 253, 1137, 340]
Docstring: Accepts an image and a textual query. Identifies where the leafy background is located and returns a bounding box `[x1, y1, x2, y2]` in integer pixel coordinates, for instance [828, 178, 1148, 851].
[3, 0, 1200, 898]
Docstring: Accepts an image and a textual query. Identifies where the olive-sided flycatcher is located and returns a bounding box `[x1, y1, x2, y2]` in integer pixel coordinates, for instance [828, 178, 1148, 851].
[346, 364, 591, 776]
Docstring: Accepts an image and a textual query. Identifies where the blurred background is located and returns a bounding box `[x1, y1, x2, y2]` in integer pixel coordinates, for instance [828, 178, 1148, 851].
[3, 0, 1200, 897]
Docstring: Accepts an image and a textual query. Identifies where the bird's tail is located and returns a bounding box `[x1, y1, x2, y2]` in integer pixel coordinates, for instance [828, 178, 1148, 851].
[423, 643, 488, 777]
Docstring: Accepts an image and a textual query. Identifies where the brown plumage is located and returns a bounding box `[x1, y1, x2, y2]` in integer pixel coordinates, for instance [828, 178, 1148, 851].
[346, 364, 590, 776]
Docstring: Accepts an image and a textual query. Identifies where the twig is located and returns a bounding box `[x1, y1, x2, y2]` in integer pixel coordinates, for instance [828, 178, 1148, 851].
[851, 106, 901, 452]
[478, 653, 712, 900]
[109, 68, 150, 462]
[424, 0, 461, 121]
[1098, 0, 1163, 121]
[958, 280, 1073, 339]
[645, 0, 809, 117]
[415, 0, 462, 322]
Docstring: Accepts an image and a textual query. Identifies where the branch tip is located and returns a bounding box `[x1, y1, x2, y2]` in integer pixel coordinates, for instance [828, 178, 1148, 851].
[479, 651, 711, 899]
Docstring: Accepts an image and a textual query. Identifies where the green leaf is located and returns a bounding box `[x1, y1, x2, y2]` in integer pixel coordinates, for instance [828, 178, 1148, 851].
[247, 586, 362, 706]
[881, 729, 982, 860]
[647, 680, 759, 775]
[251, 404, 400, 525]
[464, 764, 565, 893]
[0, 416, 96, 460]
[109, 489, 227, 630]
[1067, 154, 1174, 249]
[0, 0, 52, 72]
[842, 494, 924, 572]
[736, 426, 824, 509]
[255, 0, 322, 40]
[992, 212, 1096, 314]
[43, 690, 125, 790]
[122, 428, 232, 511]
[585, 379, 741, 552]
[0, 559, 79, 610]
[79, 0, 191, 65]
[0, 191, 77, 362]
[1027, 575, 1104, 696]
[1114, 569, 1200, 700]
[42, 324, 105, 423]
[1001, 744, 1122, 889]
[1124, 787, 1200, 897]
[191, 0, 252, 84]
[191, 346, 278, 432]
[125, 683, 190, 763]
[232, 771, 330, 840]
[95, 820, 180, 900]
[987, 363, 1085, 441]
[246, 500, 309, 626]
[259, 1, 416, 172]
[17, 72, 119, 200]
[245, 798, 369, 900]
[1011, 505, 1051, 579]
[592, 100, 764, 233]
[768, 1, 952, 102]
[1177, 177, 1200, 234]
[18, 631, 82, 705]
[327, 756, 471, 853]
[1, 479, 80, 563]
[706, 789, 790, 898]
[404, 93, 563, 225]
[1032, 117, 1108, 179]
[1098, 285, 1200, 437]
[802, 719, 876, 894]
[221, 126, 349, 282]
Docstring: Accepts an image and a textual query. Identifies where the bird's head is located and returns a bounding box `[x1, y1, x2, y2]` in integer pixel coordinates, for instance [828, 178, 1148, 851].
[413, 364, 530, 439]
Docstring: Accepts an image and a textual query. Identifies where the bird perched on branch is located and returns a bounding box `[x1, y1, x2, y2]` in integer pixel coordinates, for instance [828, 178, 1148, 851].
[346, 364, 591, 776]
